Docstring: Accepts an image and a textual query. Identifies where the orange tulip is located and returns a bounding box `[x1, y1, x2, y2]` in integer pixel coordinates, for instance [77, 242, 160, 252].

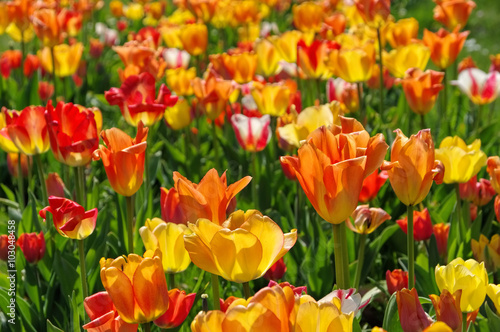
[7, 0, 34, 33]
[17, 232, 45, 264]
[292, 1, 324, 33]
[381, 129, 444, 206]
[0, 50, 22, 79]
[386, 269, 408, 294]
[6, 106, 49, 156]
[32, 8, 61, 48]
[38, 81, 54, 103]
[231, 0, 261, 25]
[280, 117, 388, 224]
[297, 39, 331, 80]
[221, 52, 257, 84]
[100, 249, 169, 324]
[180, 23, 208, 56]
[92, 122, 148, 197]
[397, 288, 432, 332]
[386, 18, 419, 48]
[153, 289, 196, 328]
[57, 9, 83, 37]
[433, 0, 476, 30]
[0, 108, 20, 154]
[430, 289, 463, 332]
[6, 153, 29, 178]
[192, 73, 235, 120]
[320, 13, 347, 40]
[423, 27, 469, 70]
[400, 68, 444, 115]
[354, 0, 391, 27]
[187, 0, 218, 22]
[113, 40, 167, 81]
[487, 156, 500, 194]
[83, 291, 138, 331]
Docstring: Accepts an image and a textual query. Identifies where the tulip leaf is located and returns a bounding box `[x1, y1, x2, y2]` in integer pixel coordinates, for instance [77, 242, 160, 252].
[382, 292, 403, 332]
[428, 235, 439, 271]
[53, 251, 79, 300]
[486, 301, 500, 331]
[69, 291, 81, 332]
[23, 263, 42, 314]
[1, 184, 16, 202]
[47, 319, 64, 332]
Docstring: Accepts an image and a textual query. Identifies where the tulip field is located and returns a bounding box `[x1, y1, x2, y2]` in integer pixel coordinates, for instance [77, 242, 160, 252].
[2, 0, 500, 331]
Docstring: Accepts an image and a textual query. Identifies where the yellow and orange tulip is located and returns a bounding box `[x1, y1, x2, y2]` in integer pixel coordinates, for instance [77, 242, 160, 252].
[327, 42, 376, 83]
[400, 68, 444, 115]
[386, 18, 419, 48]
[292, 1, 324, 33]
[6, 106, 49, 156]
[180, 23, 208, 56]
[383, 43, 430, 78]
[423, 27, 469, 69]
[38, 43, 84, 77]
[251, 83, 291, 117]
[433, 0, 476, 31]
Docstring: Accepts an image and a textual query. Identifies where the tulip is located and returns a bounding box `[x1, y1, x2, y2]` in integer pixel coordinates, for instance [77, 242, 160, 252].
[109, 0, 124, 17]
[386, 18, 419, 48]
[372, 328, 387, 332]
[6, 106, 49, 156]
[397, 208, 434, 241]
[32, 9, 61, 47]
[192, 74, 234, 120]
[320, 13, 347, 40]
[327, 77, 361, 113]
[6, 153, 29, 178]
[0, 234, 9, 261]
[100, 249, 169, 324]
[45, 101, 99, 167]
[92, 122, 148, 197]
[113, 41, 166, 81]
[188, 0, 218, 22]
[39, 196, 98, 240]
[423, 28, 469, 70]
[89, 38, 104, 59]
[471, 234, 490, 268]
[221, 52, 257, 84]
[17, 232, 45, 264]
[232, 0, 261, 25]
[140, 218, 191, 274]
[180, 23, 208, 56]
[359, 169, 388, 202]
[435, 258, 488, 312]
[451, 68, 500, 105]
[487, 284, 500, 314]
[297, 39, 332, 79]
[327, 42, 376, 83]
[397, 288, 432, 332]
[251, 83, 291, 117]
[487, 156, 500, 194]
[490, 54, 500, 73]
[354, 0, 391, 27]
[281, 117, 388, 224]
[231, 114, 271, 152]
[386, 269, 408, 294]
[163, 48, 190, 69]
[0, 109, 20, 153]
[489, 234, 500, 270]
[400, 68, 444, 115]
[460, 177, 496, 206]
[254, 38, 281, 77]
[347, 205, 391, 234]
[38, 43, 83, 77]
[433, 0, 476, 30]
[154, 289, 196, 328]
[46, 173, 66, 198]
[263, 257, 287, 281]
[273, 30, 303, 63]
[164, 98, 192, 130]
[184, 210, 297, 283]
[162, 169, 251, 225]
[433, 223, 450, 259]
[424, 322, 454, 332]
[124, 3, 144, 21]
[165, 67, 196, 96]
[0, 50, 22, 79]
[57, 9, 82, 37]
[430, 289, 462, 332]
[381, 129, 444, 206]
[383, 43, 430, 78]
[367, 64, 396, 90]
[496, 196, 500, 222]
[294, 297, 355, 331]
[292, 1, 324, 33]
[191, 311, 226, 332]
[83, 291, 139, 331]
[38, 82, 55, 102]
[129, 27, 161, 49]
[435, 136, 486, 184]
[22, 54, 38, 78]
[458, 56, 477, 73]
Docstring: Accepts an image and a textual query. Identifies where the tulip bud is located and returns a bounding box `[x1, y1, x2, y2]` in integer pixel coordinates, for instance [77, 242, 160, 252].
[46, 173, 67, 198]
[397, 208, 433, 241]
[433, 223, 450, 259]
[397, 288, 432, 332]
[386, 269, 408, 295]
[264, 257, 287, 281]
[17, 232, 45, 264]
[0, 235, 9, 261]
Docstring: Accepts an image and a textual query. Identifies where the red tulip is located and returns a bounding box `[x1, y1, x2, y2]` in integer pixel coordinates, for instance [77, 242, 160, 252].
[39, 196, 98, 240]
[38, 82, 55, 103]
[359, 169, 389, 202]
[6, 106, 49, 155]
[397, 208, 433, 241]
[17, 232, 45, 264]
[460, 176, 496, 206]
[83, 291, 138, 332]
[46, 173, 66, 198]
[23, 54, 40, 78]
[153, 289, 196, 329]
[0, 234, 9, 261]
[397, 288, 432, 332]
[386, 269, 409, 294]
[433, 223, 450, 258]
[264, 257, 287, 281]
[0, 50, 22, 79]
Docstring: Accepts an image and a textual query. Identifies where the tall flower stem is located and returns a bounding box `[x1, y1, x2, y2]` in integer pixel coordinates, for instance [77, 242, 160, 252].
[455, 184, 466, 243]
[251, 152, 259, 210]
[420, 114, 426, 130]
[376, 27, 385, 122]
[407, 204, 415, 289]
[50, 47, 57, 104]
[17, 153, 25, 210]
[357, 82, 365, 126]
[211, 274, 221, 310]
[353, 233, 367, 289]
[125, 195, 135, 254]
[78, 239, 88, 322]
[34, 154, 48, 206]
[462, 312, 467, 332]
[75, 166, 86, 208]
[168, 273, 175, 289]
[332, 222, 350, 289]
[242, 282, 251, 299]
[212, 123, 220, 170]
[143, 322, 151, 332]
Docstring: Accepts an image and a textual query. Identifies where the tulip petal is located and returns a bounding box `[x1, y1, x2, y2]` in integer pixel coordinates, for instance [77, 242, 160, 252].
[100, 267, 136, 323]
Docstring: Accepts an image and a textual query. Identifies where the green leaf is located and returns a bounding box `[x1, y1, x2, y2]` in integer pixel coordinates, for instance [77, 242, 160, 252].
[382, 292, 403, 332]
[1, 184, 16, 202]
[53, 251, 79, 299]
[47, 319, 64, 332]
[486, 302, 500, 331]
[69, 291, 81, 332]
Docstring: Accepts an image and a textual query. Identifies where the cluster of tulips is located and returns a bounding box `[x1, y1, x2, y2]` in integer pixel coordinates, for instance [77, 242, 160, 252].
[0, 0, 500, 331]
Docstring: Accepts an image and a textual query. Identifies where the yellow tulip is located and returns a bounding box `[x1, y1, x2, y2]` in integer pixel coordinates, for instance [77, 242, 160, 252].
[124, 3, 144, 21]
[184, 210, 297, 283]
[292, 1, 324, 33]
[435, 258, 488, 312]
[164, 98, 192, 130]
[273, 30, 303, 63]
[251, 83, 290, 117]
[0, 110, 19, 153]
[180, 23, 208, 56]
[424, 322, 453, 332]
[140, 218, 191, 274]
[327, 42, 376, 83]
[6, 23, 35, 43]
[435, 136, 487, 184]
[386, 18, 419, 48]
[38, 43, 83, 77]
[295, 297, 354, 332]
[166, 67, 196, 96]
[160, 26, 183, 49]
[255, 38, 281, 77]
[383, 43, 430, 78]
[487, 284, 500, 314]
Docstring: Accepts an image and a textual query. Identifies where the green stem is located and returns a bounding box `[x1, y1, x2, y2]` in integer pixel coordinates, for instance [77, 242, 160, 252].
[50, 47, 57, 104]
[357, 82, 365, 126]
[353, 233, 367, 289]
[316, 78, 322, 103]
[407, 204, 415, 289]
[443, 69, 449, 134]
[143, 322, 151, 332]
[78, 239, 88, 323]
[17, 153, 25, 210]
[251, 152, 259, 210]
[463, 200, 471, 227]
[211, 274, 221, 310]
[332, 222, 350, 289]
[125, 195, 135, 254]
[242, 282, 251, 299]
[212, 123, 220, 170]
[168, 273, 175, 289]
[34, 154, 48, 206]
[75, 166, 86, 208]
[376, 27, 385, 122]
[455, 184, 466, 244]
[463, 312, 467, 332]
[475, 104, 485, 137]
[420, 114, 426, 130]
